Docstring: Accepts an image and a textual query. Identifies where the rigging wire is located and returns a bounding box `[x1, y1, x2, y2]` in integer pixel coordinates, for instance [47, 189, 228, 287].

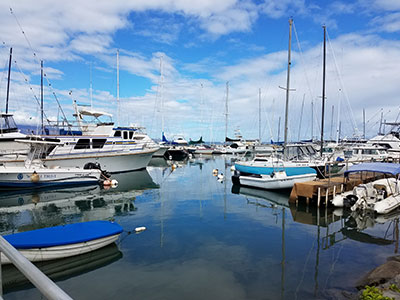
[326, 29, 359, 137]
[9, 7, 70, 127]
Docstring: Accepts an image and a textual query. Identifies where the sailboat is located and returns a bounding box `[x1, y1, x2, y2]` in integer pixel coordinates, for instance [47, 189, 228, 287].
[232, 19, 317, 189]
[0, 48, 30, 158]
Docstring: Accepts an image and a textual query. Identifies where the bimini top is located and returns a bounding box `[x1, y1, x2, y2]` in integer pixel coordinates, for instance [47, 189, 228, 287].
[344, 162, 400, 176]
[4, 220, 123, 249]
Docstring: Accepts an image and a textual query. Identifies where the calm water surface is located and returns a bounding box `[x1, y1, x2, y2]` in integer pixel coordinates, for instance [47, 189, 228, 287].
[1, 155, 399, 299]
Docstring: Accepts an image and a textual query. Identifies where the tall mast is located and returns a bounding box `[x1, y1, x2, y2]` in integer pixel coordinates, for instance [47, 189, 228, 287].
[259, 88, 261, 143]
[363, 108, 366, 139]
[5, 48, 12, 114]
[160, 56, 164, 136]
[117, 49, 120, 126]
[281, 18, 294, 158]
[90, 62, 93, 109]
[225, 81, 229, 142]
[311, 100, 314, 140]
[320, 25, 326, 156]
[336, 89, 342, 143]
[330, 105, 334, 141]
[41, 60, 44, 134]
[298, 94, 305, 142]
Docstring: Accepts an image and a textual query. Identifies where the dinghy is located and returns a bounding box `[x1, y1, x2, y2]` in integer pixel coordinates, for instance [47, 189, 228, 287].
[332, 163, 400, 214]
[2, 220, 123, 264]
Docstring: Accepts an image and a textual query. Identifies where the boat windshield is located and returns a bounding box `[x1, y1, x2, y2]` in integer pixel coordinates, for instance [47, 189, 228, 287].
[0, 114, 19, 133]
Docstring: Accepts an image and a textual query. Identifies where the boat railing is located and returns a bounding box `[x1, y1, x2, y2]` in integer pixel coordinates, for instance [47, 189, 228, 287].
[0, 235, 72, 300]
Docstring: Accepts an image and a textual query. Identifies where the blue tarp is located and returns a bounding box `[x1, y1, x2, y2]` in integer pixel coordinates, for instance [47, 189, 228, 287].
[344, 162, 400, 176]
[4, 221, 123, 249]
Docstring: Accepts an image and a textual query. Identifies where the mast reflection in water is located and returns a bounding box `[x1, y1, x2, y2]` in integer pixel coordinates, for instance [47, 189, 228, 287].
[1, 156, 400, 300]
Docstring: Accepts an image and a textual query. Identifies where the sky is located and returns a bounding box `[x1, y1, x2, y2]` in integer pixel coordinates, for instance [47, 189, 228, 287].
[0, 0, 399, 143]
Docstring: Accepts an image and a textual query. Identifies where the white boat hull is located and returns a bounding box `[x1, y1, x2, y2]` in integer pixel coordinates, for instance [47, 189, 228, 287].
[1, 234, 120, 264]
[374, 194, 400, 214]
[0, 166, 101, 189]
[237, 173, 316, 189]
[44, 149, 156, 173]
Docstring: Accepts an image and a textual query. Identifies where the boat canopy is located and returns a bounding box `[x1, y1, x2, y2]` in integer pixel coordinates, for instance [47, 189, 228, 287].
[4, 221, 122, 249]
[344, 162, 400, 176]
[78, 107, 112, 118]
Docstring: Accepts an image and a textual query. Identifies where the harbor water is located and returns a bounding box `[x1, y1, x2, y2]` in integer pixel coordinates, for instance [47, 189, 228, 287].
[1, 155, 398, 299]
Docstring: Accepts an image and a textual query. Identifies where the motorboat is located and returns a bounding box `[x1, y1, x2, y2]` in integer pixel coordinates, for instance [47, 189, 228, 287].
[232, 157, 317, 190]
[0, 140, 104, 189]
[331, 162, 400, 214]
[2, 220, 122, 264]
[42, 102, 159, 173]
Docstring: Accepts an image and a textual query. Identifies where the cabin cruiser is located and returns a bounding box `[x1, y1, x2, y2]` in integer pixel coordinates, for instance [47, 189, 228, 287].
[344, 144, 389, 162]
[42, 102, 159, 173]
[0, 113, 29, 158]
[367, 133, 400, 159]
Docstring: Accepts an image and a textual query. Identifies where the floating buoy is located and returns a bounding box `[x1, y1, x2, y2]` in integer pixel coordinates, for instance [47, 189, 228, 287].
[30, 171, 40, 183]
[217, 173, 224, 180]
[135, 226, 146, 233]
[171, 164, 176, 170]
[212, 168, 218, 176]
[111, 179, 118, 188]
[103, 179, 111, 186]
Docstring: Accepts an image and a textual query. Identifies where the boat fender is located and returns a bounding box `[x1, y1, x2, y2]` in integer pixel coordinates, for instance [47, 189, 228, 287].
[31, 171, 40, 183]
[111, 179, 118, 188]
[135, 226, 146, 233]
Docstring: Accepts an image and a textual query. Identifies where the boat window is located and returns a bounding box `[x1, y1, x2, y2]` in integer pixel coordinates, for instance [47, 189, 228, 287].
[129, 131, 134, 139]
[123, 131, 128, 139]
[74, 139, 91, 149]
[133, 136, 144, 140]
[114, 131, 121, 137]
[92, 139, 107, 149]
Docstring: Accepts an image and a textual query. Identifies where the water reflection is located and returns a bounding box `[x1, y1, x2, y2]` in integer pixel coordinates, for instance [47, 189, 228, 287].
[2, 243, 122, 294]
[0, 169, 159, 234]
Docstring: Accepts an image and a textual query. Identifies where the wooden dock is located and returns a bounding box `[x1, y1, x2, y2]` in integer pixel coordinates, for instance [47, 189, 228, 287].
[289, 172, 386, 206]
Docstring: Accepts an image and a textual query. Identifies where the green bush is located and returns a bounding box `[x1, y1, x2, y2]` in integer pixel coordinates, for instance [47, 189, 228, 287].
[360, 285, 393, 300]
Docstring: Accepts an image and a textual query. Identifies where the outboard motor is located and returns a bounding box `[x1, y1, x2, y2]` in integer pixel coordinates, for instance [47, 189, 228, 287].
[343, 194, 358, 208]
[83, 162, 111, 180]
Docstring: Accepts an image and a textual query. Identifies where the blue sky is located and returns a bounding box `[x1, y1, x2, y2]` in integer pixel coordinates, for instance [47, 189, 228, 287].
[0, 0, 400, 142]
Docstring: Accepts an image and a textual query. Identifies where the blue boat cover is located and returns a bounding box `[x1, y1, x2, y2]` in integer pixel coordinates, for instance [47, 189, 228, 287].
[3, 221, 123, 249]
[344, 162, 400, 176]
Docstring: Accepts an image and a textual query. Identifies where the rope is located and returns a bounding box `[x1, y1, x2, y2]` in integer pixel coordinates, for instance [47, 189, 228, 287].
[9, 7, 70, 127]
[326, 29, 359, 137]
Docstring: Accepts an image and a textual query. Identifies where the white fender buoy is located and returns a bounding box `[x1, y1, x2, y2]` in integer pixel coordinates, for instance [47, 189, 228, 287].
[111, 179, 118, 188]
[135, 226, 146, 233]
[217, 173, 224, 180]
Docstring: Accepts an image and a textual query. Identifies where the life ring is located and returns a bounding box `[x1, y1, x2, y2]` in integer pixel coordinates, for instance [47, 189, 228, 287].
[31, 171, 40, 183]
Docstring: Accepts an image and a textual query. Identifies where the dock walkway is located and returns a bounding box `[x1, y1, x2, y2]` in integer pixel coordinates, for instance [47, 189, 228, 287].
[289, 172, 386, 206]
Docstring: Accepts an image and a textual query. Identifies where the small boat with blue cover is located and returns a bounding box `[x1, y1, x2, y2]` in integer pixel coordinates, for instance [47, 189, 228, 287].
[2, 220, 123, 264]
[233, 157, 317, 190]
[331, 163, 400, 214]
